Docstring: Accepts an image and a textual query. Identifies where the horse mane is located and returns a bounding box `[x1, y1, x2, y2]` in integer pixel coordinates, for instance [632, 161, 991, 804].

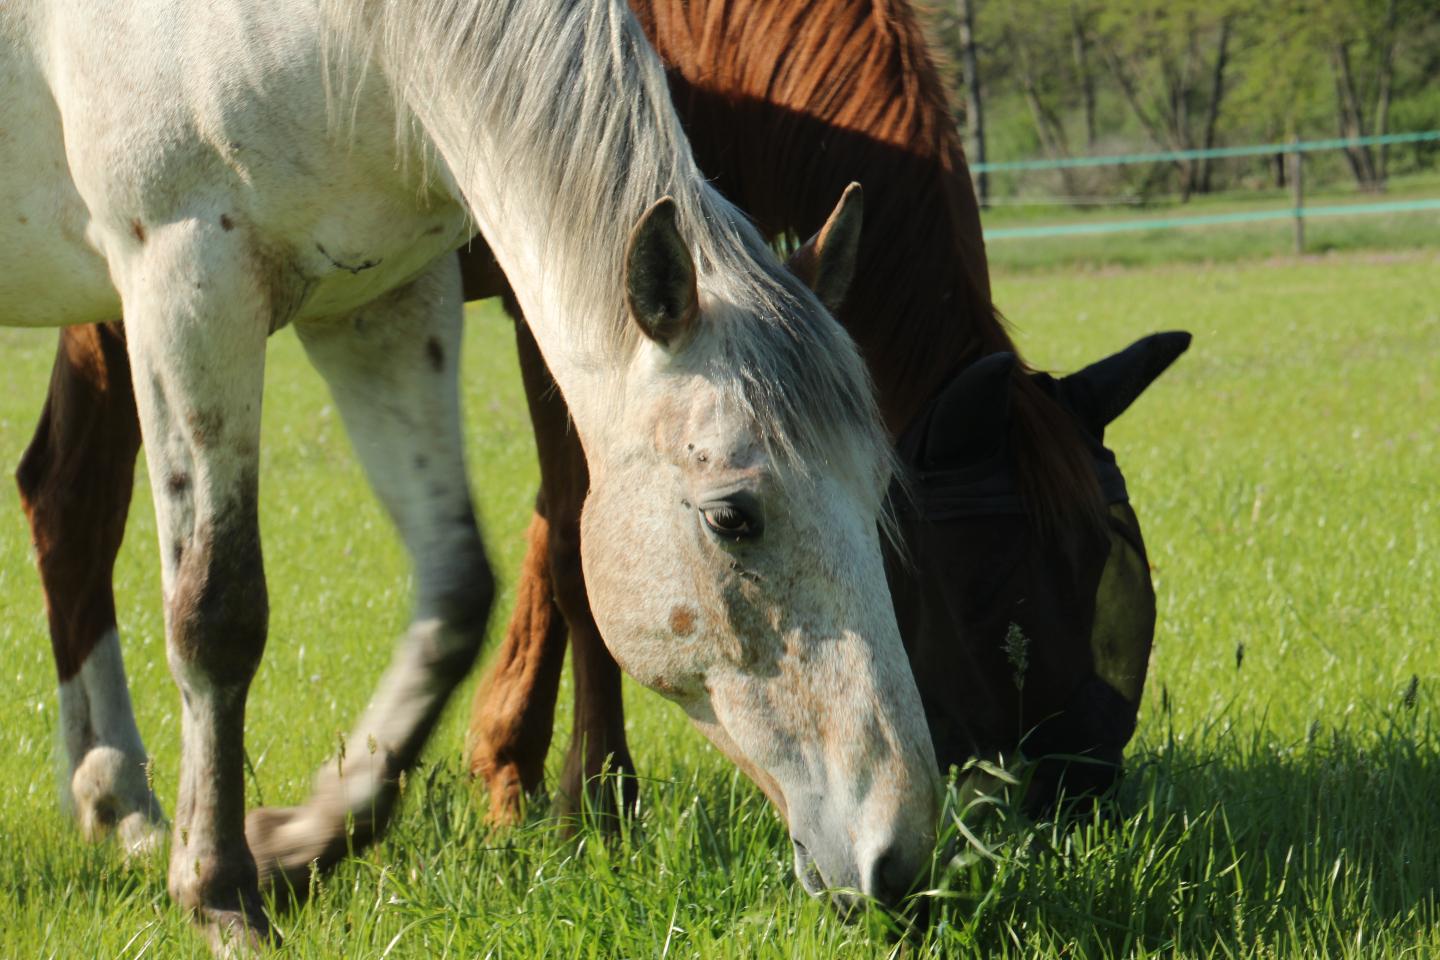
[320, 0, 897, 502]
[633, 0, 1106, 537]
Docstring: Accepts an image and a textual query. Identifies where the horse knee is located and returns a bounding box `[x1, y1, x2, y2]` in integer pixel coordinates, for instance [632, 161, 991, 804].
[15, 429, 48, 512]
[423, 533, 495, 672]
[15, 406, 67, 540]
[546, 518, 588, 616]
[168, 517, 268, 685]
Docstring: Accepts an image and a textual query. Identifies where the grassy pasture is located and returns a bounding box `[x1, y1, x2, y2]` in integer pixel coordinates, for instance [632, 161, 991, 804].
[982, 171, 1440, 272]
[0, 249, 1437, 957]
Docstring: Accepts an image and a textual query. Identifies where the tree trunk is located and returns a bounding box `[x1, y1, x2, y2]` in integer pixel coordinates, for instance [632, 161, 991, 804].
[1070, 2, 1097, 149]
[1331, 42, 1378, 189]
[1103, 46, 1161, 145]
[1156, 49, 1193, 201]
[1016, 36, 1080, 197]
[1196, 18, 1231, 194]
[1103, 42, 1191, 201]
[1102, 45, 1172, 152]
[956, 0, 988, 207]
[1372, 0, 1399, 185]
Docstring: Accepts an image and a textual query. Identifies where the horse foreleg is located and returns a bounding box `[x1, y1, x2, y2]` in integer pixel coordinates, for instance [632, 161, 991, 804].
[247, 253, 493, 895]
[552, 498, 637, 826]
[514, 322, 636, 824]
[120, 222, 274, 949]
[15, 323, 165, 854]
[464, 318, 635, 827]
[465, 507, 568, 825]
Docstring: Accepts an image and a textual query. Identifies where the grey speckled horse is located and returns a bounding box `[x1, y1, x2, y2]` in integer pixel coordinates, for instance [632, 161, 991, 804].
[1, 0, 936, 946]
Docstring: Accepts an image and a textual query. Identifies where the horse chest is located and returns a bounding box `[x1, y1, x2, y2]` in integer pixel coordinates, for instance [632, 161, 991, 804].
[275, 197, 473, 323]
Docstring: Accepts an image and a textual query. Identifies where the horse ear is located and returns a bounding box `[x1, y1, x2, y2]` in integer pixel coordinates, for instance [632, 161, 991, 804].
[625, 197, 699, 349]
[1061, 331, 1192, 434]
[785, 182, 863, 314]
[923, 351, 1016, 467]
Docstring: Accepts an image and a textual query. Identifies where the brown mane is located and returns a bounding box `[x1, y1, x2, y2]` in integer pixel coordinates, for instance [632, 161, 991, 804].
[634, 0, 1104, 536]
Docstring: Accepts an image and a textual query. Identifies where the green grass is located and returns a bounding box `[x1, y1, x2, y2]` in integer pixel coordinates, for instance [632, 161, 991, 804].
[1, 249, 1438, 957]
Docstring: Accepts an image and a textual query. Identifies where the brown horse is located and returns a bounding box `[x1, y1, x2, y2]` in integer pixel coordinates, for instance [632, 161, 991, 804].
[463, 0, 1144, 823]
[887, 335, 1188, 812]
[15, 0, 1163, 861]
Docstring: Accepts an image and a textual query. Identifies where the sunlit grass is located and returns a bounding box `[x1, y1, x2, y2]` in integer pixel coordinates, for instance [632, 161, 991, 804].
[0, 250, 1436, 956]
[982, 172, 1440, 271]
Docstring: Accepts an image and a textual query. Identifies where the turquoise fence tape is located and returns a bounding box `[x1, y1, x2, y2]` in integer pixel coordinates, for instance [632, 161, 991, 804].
[984, 198, 1440, 240]
[972, 130, 1440, 174]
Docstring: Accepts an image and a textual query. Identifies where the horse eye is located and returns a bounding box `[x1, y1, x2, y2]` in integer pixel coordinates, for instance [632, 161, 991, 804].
[701, 501, 761, 540]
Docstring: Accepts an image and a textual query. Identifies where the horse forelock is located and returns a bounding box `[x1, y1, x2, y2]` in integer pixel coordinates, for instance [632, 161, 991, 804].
[320, 0, 897, 519]
[693, 231, 900, 524]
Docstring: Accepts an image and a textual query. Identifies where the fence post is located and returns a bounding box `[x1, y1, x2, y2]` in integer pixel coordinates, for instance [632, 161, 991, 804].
[1290, 137, 1304, 254]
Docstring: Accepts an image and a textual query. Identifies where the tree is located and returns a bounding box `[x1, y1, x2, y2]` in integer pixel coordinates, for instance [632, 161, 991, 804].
[1319, 0, 1402, 189]
[955, 0, 989, 206]
[1094, 0, 1238, 200]
[924, 0, 1440, 203]
[1239, 0, 1434, 191]
[988, 0, 1091, 196]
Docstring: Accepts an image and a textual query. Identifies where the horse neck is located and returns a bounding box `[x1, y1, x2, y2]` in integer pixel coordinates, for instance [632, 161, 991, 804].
[333, 0, 717, 443]
[632, 0, 1011, 436]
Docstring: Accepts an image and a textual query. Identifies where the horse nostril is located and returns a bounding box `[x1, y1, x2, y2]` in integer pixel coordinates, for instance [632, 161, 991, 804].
[865, 846, 917, 908]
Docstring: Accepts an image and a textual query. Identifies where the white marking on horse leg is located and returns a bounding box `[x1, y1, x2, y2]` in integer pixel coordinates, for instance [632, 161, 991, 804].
[247, 253, 492, 891]
[59, 629, 166, 854]
[118, 217, 275, 947]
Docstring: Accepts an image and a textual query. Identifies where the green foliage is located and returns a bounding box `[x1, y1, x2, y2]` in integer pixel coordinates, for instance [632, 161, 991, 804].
[937, 0, 1440, 199]
[1, 249, 1437, 956]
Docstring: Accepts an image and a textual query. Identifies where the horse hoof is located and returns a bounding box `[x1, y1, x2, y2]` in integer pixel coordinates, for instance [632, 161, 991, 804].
[70, 745, 168, 854]
[245, 805, 346, 904]
[200, 902, 281, 957]
[116, 810, 168, 861]
[477, 764, 527, 828]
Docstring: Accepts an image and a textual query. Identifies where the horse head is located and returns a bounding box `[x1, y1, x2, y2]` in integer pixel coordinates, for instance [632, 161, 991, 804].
[890, 332, 1189, 812]
[580, 186, 939, 910]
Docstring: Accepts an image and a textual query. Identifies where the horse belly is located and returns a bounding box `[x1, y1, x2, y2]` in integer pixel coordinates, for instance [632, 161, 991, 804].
[0, 49, 120, 328]
[285, 201, 474, 323]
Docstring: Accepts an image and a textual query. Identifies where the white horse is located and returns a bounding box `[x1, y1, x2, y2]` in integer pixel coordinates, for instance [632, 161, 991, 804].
[0, 0, 939, 946]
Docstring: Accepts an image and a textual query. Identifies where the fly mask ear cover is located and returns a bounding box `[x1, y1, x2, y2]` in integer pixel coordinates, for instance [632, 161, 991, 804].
[1051, 331, 1193, 441]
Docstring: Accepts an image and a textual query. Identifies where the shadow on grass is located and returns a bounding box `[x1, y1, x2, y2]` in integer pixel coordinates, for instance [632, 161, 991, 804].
[924, 708, 1440, 956]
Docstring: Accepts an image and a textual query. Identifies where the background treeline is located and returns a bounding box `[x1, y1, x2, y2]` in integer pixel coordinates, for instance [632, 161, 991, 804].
[929, 0, 1440, 204]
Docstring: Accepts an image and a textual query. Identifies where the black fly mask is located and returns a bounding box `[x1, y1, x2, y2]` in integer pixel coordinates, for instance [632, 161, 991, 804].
[886, 332, 1192, 813]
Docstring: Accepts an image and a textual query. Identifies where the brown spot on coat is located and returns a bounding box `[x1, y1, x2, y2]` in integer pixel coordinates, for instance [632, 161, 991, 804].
[668, 605, 697, 637]
[425, 337, 444, 372]
[185, 409, 224, 448]
[165, 472, 190, 495]
[219, 214, 234, 231]
[130, 220, 146, 243]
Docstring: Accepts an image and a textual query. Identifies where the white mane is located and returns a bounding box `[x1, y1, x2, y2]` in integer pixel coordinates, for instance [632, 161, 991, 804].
[322, 0, 895, 494]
